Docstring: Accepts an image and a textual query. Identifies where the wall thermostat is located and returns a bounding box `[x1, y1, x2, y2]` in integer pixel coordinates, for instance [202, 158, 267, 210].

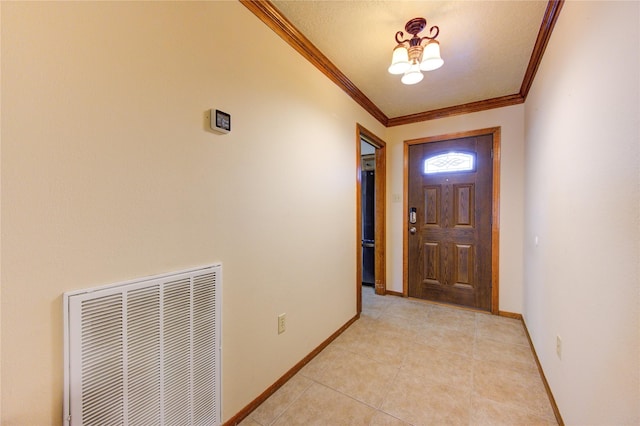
[210, 109, 230, 134]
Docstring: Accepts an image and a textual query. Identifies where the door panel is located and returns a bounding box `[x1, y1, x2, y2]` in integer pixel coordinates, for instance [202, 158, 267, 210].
[422, 242, 440, 283]
[454, 184, 474, 226]
[453, 244, 473, 287]
[424, 187, 440, 225]
[408, 135, 493, 310]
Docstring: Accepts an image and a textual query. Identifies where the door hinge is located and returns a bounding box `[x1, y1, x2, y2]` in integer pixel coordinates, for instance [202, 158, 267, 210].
[491, 147, 494, 159]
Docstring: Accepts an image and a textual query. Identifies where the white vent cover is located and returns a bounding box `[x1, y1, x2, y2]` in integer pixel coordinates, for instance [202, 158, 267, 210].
[63, 264, 222, 426]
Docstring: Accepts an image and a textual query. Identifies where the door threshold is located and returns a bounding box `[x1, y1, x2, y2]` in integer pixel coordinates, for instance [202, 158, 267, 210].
[405, 296, 492, 314]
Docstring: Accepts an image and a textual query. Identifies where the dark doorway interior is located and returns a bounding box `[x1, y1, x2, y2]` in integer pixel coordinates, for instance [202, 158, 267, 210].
[361, 141, 376, 287]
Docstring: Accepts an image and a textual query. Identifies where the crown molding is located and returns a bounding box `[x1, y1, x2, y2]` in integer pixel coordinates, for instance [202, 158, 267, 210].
[387, 94, 524, 127]
[520, 0, 565, 99]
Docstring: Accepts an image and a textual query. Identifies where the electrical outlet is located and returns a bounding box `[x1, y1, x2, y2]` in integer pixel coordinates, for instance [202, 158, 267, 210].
[278, 313, 286, 334]
[556, 335, 562, 359]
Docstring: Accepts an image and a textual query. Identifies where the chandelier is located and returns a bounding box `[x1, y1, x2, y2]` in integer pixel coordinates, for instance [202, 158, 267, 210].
[388, 17, 444, 85]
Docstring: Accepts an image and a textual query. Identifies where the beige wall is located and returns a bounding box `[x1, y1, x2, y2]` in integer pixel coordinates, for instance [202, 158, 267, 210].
[0, 2, 384, 423]
[524, 1, 639, 424]
[4, 2, 638, 425]
[384, 105, 526, 313]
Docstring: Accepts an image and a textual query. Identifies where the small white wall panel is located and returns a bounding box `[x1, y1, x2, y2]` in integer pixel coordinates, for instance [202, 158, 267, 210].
[64, 264, 221, 426]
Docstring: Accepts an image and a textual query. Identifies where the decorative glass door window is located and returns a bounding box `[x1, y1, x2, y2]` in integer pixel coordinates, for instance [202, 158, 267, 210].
[423, 152, 475, 174]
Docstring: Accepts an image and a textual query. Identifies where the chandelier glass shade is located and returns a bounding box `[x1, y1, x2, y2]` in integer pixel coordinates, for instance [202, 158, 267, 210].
[388, 18, 443, 85]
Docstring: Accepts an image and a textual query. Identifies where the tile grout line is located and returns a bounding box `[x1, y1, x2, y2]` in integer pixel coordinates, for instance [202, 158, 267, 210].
[262, 379, 315, 426]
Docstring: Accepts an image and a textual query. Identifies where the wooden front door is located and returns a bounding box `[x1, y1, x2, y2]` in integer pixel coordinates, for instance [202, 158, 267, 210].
[407, 134, 493, 310]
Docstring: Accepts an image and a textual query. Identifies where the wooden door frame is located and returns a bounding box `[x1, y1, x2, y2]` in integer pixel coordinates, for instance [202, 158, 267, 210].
[403, 127, 501, 314]
[356, 124, 387, 314]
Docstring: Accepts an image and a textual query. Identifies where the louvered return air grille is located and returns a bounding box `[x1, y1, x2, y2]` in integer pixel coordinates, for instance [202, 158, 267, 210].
[63, 264, 222, 426]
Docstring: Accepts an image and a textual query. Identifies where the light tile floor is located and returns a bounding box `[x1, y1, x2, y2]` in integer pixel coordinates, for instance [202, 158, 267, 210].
[240, 286, 557, 426]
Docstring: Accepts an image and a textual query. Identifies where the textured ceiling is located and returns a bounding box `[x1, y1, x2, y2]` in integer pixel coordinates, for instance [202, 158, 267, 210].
[270, 1, 549, 120]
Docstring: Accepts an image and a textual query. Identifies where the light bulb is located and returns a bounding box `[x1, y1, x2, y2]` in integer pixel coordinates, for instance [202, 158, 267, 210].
[388, 45, 410, 75]
[420, 40, 444, 71]
[401, 62, 424, 85]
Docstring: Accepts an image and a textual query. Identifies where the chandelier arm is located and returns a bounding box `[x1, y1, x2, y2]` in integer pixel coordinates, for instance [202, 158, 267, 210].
[394, 31, 411, 45]
[419, 25, 440, 42]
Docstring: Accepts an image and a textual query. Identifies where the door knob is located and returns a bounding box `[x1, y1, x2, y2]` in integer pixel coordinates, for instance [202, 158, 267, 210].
[409, 227, 417, 235]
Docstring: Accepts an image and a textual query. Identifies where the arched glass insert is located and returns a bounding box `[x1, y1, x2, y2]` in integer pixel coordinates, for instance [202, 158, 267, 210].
[424, 152, 475, 174]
